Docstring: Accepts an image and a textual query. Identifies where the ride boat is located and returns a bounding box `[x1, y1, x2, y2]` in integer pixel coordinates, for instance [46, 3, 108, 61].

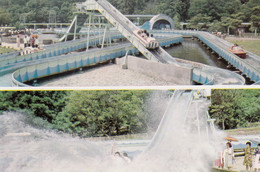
[133, 29, 159, 49]
[229, 45, 247, 59]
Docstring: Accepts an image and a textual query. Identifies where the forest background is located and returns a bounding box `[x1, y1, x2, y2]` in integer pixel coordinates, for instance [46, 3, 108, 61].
[0, 0, 260, 33]
[0, 90, 259, 137]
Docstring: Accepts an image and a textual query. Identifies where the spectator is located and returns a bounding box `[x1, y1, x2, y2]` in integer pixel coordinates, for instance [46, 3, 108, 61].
[24, 35, 28, 48]
[244, 141, 254, 172]
[223, 142, 235, 170]
[35, 37, 39, 48]
[254, 143, 260, 172]
[31, 37, 35, 48]
[17, 35, 21, 49]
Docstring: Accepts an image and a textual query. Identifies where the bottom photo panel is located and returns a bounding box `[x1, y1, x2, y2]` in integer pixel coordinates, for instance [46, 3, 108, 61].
[0, 89, 259, 172]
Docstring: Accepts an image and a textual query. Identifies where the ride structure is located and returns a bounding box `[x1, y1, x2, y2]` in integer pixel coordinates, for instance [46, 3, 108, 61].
[77, 0, 179, 64]
[145, 89, 215, 152]
[58, 13, 88, 42]
[3, 0, 260, 86]
[132, 89, 219, 171]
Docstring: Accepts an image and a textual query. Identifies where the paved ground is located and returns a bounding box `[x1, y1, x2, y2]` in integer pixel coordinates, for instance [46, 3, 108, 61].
[41, 63, 178, 87]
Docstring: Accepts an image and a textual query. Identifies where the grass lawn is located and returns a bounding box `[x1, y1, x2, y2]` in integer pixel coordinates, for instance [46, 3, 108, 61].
[227, 39, 260, 56]
[225, 123, 260, 135]
[0, 47, 16, 54]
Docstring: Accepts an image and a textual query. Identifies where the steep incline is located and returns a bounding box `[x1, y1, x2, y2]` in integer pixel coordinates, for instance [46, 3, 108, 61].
[80, 0, 179, 64]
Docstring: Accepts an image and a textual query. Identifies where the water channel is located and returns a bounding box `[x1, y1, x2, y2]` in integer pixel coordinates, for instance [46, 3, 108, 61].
[0, 38, 249, 86]
[166, 38, 228, 68]
[34, 38, 248, 86]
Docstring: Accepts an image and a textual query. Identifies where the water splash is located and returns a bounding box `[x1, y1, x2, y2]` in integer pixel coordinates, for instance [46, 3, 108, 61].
[0, 90, 224, 172]
[133, 90, 224, 172]
[0, 112, 111, 172]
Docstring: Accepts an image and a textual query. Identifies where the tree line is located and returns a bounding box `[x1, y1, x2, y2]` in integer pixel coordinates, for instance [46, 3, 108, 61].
[0, 0, 259, 33]
[0, 90, 169, 137]
[0, 90, 259, 137]
[209, 89, 260, 130]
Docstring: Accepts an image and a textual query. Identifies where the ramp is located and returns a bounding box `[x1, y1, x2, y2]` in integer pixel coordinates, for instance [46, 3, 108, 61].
[145, 90, 193, 151]
[80, 0, 179, 65]
[133, 90, 216, 171]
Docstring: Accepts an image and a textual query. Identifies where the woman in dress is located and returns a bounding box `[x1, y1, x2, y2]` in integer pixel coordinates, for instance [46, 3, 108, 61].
[223, 142, 234, 169]
[244, 141, 254, 172]
[254, 143, 260, 172]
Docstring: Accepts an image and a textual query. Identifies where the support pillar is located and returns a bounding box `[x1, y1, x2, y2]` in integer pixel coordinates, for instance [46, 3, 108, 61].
[73, 15, 78, 40]
[101, 25, 107, 49]
[86, 14, 92, 51]
[122, 49, 129, 69]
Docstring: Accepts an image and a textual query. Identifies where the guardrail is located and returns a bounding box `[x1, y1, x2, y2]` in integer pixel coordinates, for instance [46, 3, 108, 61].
[196, 32, 260, 82]
[0, 51, 19, 59]
[12, 36, 183, 86]
[0, 33, 124, 73]
[151, 30, 260, 83]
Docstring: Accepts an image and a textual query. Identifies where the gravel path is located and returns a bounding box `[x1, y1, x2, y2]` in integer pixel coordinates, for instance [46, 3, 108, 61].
[40, 63, 178, 87]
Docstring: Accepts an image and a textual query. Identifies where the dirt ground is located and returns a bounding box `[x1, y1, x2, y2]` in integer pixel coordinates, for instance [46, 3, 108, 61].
[40, 63, 178, 87]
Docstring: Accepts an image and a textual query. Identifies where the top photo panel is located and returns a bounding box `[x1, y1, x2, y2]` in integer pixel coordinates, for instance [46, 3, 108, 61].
[1, 0, 260, 87]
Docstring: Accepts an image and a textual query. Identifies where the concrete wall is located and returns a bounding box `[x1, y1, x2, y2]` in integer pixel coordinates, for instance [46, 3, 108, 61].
[115, 55, 193, 85]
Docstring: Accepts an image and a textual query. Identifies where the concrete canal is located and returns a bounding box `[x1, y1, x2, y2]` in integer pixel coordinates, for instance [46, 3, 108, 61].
[29, 38, 253, 86]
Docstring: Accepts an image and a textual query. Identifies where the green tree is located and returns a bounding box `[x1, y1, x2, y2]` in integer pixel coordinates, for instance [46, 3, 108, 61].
[175, 0, 190, 22]
[188, 13, 212, 30]
[221, 15, 243, 34]
[237, 90, 260, 123]
[209, 89, 242, 130]
[0, 91, 69, 122]
[53, 90, 150, 137]
[157, 0, 176, 18]
[0, 8, 11, 25]
[210, 89, 260, 130]
[250, 6, 260, 33]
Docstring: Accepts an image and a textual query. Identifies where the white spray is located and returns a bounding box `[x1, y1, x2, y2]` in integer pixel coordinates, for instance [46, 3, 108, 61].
[0, 90, 224, 172]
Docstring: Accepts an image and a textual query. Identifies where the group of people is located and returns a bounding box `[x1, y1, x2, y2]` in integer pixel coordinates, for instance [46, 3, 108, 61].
[216, 141, 260, 172]
[111, 143, 132, 164]
[17, 34, 39, 50]
[139, 30, 153, 40]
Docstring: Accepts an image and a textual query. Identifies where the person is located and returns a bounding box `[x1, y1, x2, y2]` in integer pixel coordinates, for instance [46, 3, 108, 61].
[110, 142, 131, 164]
[144, 30, 149, 37]
[244, 141, 254, 172]
[223, 142, 235, 169]
[35, 37, 39, 48]
[122, 152, 131, 163]
[24, 35, 28, 48]
[111, 142, 122, 159]
[31, 37, 35, 48]
[17, 35, 21, 49]
[140, 30, 148, 40]
[254, 143, 260, 172]
[215, 149, 223, 168]
[231, 43, 238, 50]
[26, 35, 31, 47]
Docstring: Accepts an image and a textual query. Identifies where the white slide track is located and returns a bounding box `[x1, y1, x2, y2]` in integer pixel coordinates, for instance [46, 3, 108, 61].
[145, 90, 193, 151]
[132, 90, 216, 171]
[81, 0, 179, 65]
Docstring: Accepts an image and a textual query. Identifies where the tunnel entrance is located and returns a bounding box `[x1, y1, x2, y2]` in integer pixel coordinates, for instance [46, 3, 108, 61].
[152, 20, 171, 30]
[149, 14, 175, 30]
